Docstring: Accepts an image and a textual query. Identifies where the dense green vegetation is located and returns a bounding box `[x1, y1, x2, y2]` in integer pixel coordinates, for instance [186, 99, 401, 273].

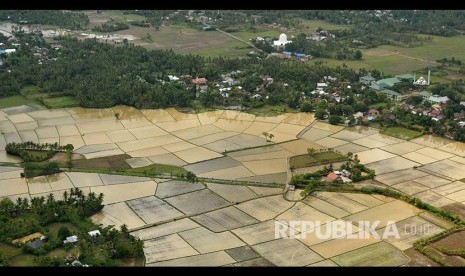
[0, 189, 144, 266]
[292, 153, 375, 194]
[92, 20, 129, 33]
[0, 32, 363, 110]
[5, 142, 74, 177]
[0, 10, 88, 30]
[23, 162, 60, 178]
[5, 142, 71, 162]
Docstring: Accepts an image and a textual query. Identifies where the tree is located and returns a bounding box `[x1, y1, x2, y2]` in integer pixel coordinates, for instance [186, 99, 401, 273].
[114, 112, 120, 120]
[185, 171, 198, 183]
[346, 152, 353, 160]
[0, 252, 9, 267]
[57, 226, 71, 240]
[262, 131, 269, 142]
[300, 100, 313, 112]
[0, 198, 16, 217]
[328, 115, 342, 125]
[307, 147, 316, 157]
[354, 50, 362, 60]
[268, 133, 274, 142]
[120, 224, 129, 238]
[315, 108, 326, 119]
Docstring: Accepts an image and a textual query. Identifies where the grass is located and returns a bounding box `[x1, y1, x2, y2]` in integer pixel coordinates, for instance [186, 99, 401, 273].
[308, 34, 465, 83]
[20, 85, 43, 97]
[46, 222, 80, 238]
[290, 151, 347, 169]
[0, 95, 38, 109]
[246, 105, 298, 116]
[72, 163, 188, 178]
[232, 20, 351, 42]
[115, 256, 145, 267]
[299, 19, 351, 31]
[45, 247, 80, 259]
[0, 242, 22, 258]
[103, 10, 146, 22]
[380, 126, 423, 140]
[41, 96, 79, 108]
[8, 254, 36, 266]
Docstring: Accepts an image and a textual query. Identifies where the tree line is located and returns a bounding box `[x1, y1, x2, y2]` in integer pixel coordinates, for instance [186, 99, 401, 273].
[0, 10, 89, 30]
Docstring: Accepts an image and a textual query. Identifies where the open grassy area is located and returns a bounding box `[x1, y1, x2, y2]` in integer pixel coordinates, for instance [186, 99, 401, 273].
[308, 35, 465, 83]
[41, 96, 79, 108]
[0, 242, 22, 258]
[112, 25, 252, 58]
[72, 163, 188, 178]
[46, 222, 81, 238]
[246, 105, 298, 116]
[70, 152, 198, 181]
[102, 10, 146, 22]
[299, 19, 351, 31]
[115, 256, 145, 267]
[9, 254, 36, 266]
[20, 85, 43, 97]
[380, 127, 423, 140]
[229, 20, 351, 47]
[0, 95, 38, 109]
[290, 151, 347, 169]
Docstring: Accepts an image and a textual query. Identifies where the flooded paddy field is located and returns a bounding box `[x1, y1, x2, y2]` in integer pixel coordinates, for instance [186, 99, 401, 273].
[2, 105, 465, 266]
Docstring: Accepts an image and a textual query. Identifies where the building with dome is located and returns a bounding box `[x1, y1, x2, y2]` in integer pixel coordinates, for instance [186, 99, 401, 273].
[273, 33, 292, 48]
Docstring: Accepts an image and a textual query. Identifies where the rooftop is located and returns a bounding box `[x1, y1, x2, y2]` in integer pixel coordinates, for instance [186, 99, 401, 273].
[376, 77, 401, 88]
[379, 89, 401, 97]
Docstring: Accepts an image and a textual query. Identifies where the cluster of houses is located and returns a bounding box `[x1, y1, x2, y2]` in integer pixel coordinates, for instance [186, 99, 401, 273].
[306, 29, 336, 42]
[358, 72, 465, 125]
[165, 70, 246, 99]
[269, 51, 312, 62]
[323, 169, 352, 183]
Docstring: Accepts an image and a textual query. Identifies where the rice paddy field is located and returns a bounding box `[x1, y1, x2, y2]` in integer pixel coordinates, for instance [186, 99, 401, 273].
[2, 104, 465, 266]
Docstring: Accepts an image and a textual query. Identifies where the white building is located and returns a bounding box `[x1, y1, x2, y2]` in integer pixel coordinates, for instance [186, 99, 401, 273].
[273, 33, 292, 47]
[168, 75, 179, 81]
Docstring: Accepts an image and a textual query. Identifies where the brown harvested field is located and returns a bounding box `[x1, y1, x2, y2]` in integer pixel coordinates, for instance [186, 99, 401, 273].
[425, 230, 465, 266]
[117, 26, 251, 57]
[404, 248, 440, 267]
[73, 154, 132, 169]
[442, 203, 465, 220]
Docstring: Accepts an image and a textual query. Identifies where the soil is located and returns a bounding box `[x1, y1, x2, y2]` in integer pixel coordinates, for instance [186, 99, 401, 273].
[72, 154, 132, 169]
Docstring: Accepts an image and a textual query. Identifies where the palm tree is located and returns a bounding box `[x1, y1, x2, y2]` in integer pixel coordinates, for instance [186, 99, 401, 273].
[262, 131, 269, 141]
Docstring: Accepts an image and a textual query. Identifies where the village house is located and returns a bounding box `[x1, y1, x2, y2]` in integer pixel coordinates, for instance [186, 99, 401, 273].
[378, 89, 401, 101]
[368, 109, 380, 116]
[428, 95, 449, 104]
[317, 82, 328, 91]
[88, 230, 101, 237]
[192, 77, 208, 96]
[359, 75, 376, 86]
[63, 235, 78, 244]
